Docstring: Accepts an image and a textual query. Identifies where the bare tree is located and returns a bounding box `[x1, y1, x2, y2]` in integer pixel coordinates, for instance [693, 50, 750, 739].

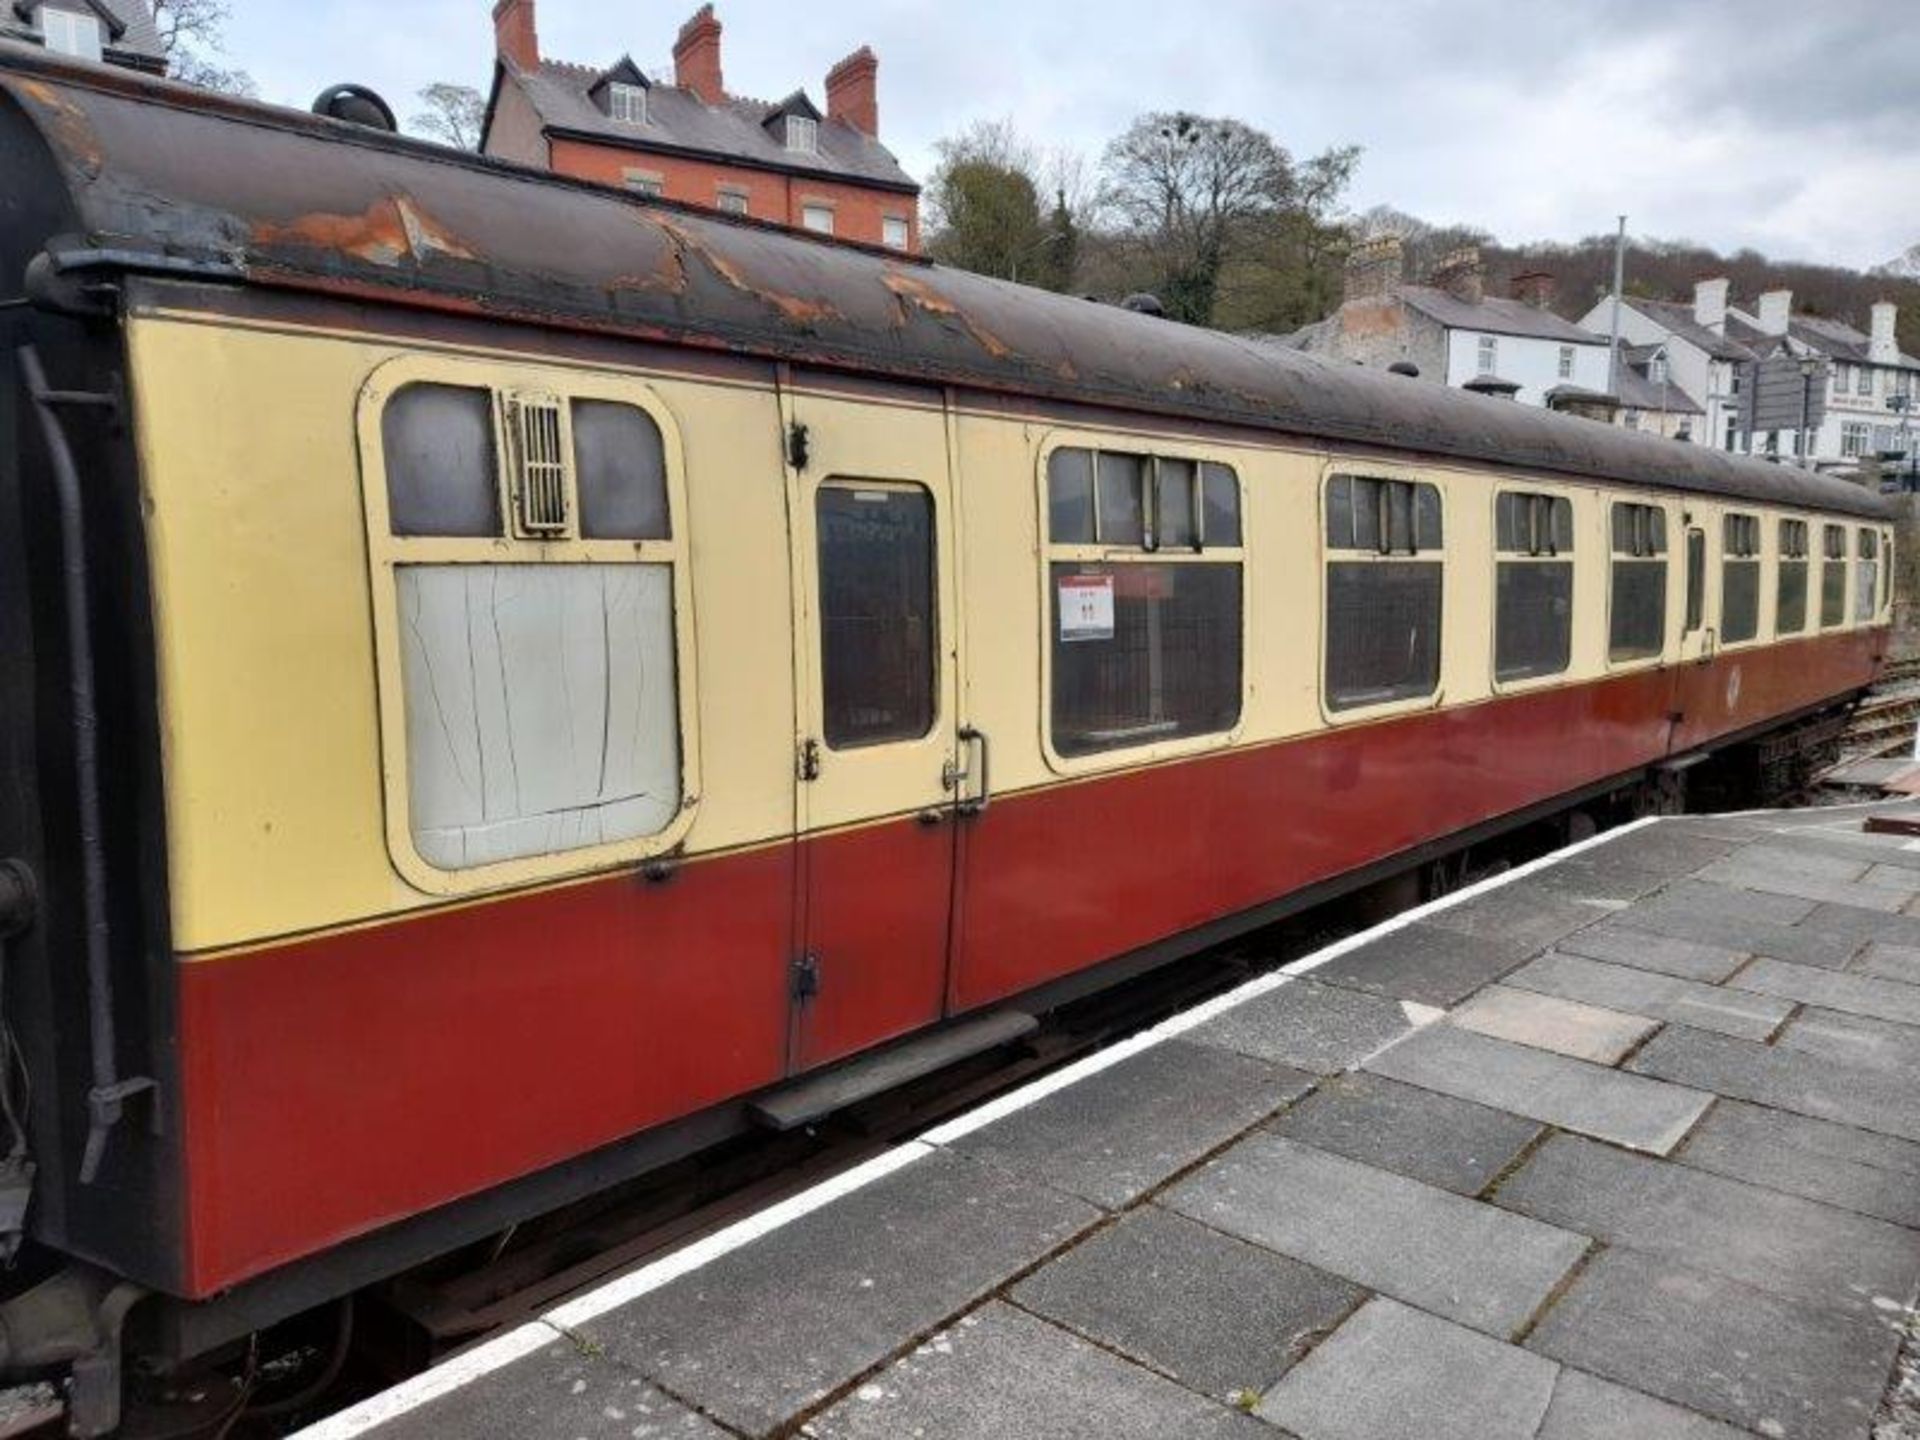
[411, 83, 487, 151]
[924, 119, 1087, 290]
[151, 0, 255, 96]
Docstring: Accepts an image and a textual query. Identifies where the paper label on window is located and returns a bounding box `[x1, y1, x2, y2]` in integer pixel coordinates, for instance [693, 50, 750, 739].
[1058, 574, 1114, 642]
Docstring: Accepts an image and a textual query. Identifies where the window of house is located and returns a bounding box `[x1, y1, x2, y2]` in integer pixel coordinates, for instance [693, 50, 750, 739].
[1776, 519, 1809, 635]
[1623, 409, 1643, 432]
[1855, 528, 1880, 628]
[818, 485, 936, 748]
[1325, 475, 1443, 710]
[622, 170, 664, 198]
[375, 378, 685, 876]
[1842, 422, 1871, 458]
[1721, 513, 1760, 644]
[1609, 502, 1667, 662]
[1494, 491, 1573, 682]
[1557, 346, 1575, 380]
[1045, 447, 1243, 756]
[1821, 523, 1848, 628]
[608, 82, 647, 125]
[715, 188, 749, 215]
[1476, 336, 1498, 376]
[1857, 366, 1872, 397]
[37, 6, 102, 59]
[882, 215, 910, 249]
[1834, 364, 1851, 397]
[1649, 355, 1669, 385]
[801, 203, 835, 235]
[785, 115, 818, 153]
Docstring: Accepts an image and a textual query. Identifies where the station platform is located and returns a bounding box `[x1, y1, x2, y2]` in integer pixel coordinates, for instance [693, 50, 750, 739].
[300, 805, 1920, 1440]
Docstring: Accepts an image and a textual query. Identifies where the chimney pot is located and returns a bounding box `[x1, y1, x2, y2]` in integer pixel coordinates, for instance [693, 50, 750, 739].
[1870, 301, 1898, 364]
[492, 0, 538, 69]
[1432, 246, 1484, 306]
[674, 4, 725, 104]
[1756, 289, 1792, 337]
[1510, 270, 1556, 310]
[1692, 276, 1729, 336]
[1341, 235, 1403, 305]
[825, 45, 879, 137]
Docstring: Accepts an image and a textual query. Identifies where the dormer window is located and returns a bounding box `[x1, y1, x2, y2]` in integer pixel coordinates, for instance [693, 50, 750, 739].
[37, 5, 103, 60]
[1648, 354, 1668, 385]
[785, 115, 817, 153]
[609, 82, 647, 125]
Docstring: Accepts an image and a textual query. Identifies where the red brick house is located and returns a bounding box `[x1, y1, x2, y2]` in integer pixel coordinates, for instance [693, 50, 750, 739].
[481, 1, 919, 250]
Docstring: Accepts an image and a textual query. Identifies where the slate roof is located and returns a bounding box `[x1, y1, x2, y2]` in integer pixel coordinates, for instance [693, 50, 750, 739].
[1726, 310, 1920, 372]
[509, 57, 917, 194]
[3, 0, 164, 67]
[1616, 363, 1703, 415]
[1398, 286, 1606, 345]
[1624, 299, 1755, 363]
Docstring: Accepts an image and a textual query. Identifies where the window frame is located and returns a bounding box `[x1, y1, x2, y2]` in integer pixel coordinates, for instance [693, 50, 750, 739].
[1320, 468, 1447, 719]
[800, 202, 835, 235]
[785, 114, 819, 153]
[607, 82, 648, 126]
[1489, 485, 1577, 692]
[882, 214, 911, 250]
[1605, 499, 1671, 668]
[715, 186, 750, 216]
[38, 5, 102, 59]
[1820, 522, 1849, 630]
[1774, 516, 1810, 637]
[1035, 432, 1250, 775]
[1718, 510, 1762, 648]
[355, 353, 702, 897]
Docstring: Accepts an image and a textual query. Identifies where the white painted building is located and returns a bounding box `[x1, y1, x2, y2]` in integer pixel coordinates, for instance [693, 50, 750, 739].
[1578, 279, 1745, 453]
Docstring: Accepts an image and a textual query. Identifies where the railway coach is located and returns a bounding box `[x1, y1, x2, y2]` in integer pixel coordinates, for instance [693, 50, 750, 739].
[0, 44, 1894, 1431]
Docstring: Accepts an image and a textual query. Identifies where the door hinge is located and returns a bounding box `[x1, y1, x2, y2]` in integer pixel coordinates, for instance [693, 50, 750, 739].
[790, 954, 820, 1002]
[797, 737, 822, 782]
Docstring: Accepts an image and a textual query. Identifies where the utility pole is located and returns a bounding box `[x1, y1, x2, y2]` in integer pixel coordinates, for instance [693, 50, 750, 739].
[1606, 215, 1626, 400]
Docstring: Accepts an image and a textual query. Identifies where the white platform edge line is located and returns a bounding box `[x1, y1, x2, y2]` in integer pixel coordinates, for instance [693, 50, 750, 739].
[292, 815, 1661, 1438]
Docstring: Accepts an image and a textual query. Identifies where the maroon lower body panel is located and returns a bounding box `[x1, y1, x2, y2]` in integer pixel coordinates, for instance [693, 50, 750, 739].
[174, 631, 1878, 1294]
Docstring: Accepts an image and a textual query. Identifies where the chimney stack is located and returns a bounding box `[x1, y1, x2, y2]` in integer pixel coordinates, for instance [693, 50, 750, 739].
[492, 0, 538, 69]
[1693, 277, 1728, 336]
[825, 45, 879, 137]
[1510, 270, 1556, 310]
[674, 4, 724, 104]
[1431, 246, 1484, 306]
[1870, 301, 1898, 364]
[1756, 288, 1792, 336]
[1342, 235, 1404, 304]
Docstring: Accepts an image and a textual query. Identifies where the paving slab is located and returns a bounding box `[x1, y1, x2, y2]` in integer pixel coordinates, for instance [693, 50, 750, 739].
[1759, 828, 1920, 874]
[1679, 1099, 1920, 1229]
[575, 1148, 1099, 1436]
[1421, 881, 1606, 953]
[1307, 922, 1540, 1008]
[805, 1301, 1268, 1440]
[1536, 1368, 1751, 1440]
[1803, 900, 1920, 952]
[1630, 1024, 1920, 1142]
[1010, 1206, 1362, 1400]
[1592, 826, 1743, 873]
[1256, 1297, 1557, 1440]
[1694, 860, 1910, 915]
[947, 1038, 1310, 1211]
[1186, 979, 1419, 1077]
[1495, 1134, 1920, 1316]
[1863, 864, 1920, 896]
[1553, 926, 1750, 984]
[369, 1332, 727, 1440]
[1162, 1131, 1588, 1337]
[1526, 1247, 1901, 1440]
[1449, 985, 1657, 1064]
[1364, 1024, 1711, 1154]
[1729, 955, 1920, 1027]
[1600, 903, 1862, 971]
[1708, 844, 1870, 883]
[1266, 1071, 1543, 1196]
[1527, 857, 1670, 904]
[1504, 951, 1790, 1040]
[1631, 877, 1819, 928]
[1854, 941, 1920, 984]
[1775, 1006, 1920, 1075]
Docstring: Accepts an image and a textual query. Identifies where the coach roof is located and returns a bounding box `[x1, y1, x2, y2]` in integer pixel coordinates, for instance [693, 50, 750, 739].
[0, 46, 1888, 521]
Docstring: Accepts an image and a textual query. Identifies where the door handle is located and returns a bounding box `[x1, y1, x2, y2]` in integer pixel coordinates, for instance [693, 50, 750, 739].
[958, 726, 990, 817]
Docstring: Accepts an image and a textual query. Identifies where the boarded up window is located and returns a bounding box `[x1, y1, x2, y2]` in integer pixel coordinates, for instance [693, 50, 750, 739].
[1326, 476, 1444, 709]
[1609, 502, 1667, 661]
[1722, 513, 1760, 644]
[1821, 523, 1847, 628]
[817, 485, 936, 748]
[1494, 491, 1573, 682]
[1777, 519, 1808, 634]
[396, 565, 680, 868]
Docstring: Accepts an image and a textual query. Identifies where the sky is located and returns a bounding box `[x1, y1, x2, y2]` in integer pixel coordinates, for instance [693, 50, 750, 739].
[222, 0, 1920, 272]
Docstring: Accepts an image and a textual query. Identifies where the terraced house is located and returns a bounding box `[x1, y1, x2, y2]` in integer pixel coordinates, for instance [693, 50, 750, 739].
[481, 0, 920, 250]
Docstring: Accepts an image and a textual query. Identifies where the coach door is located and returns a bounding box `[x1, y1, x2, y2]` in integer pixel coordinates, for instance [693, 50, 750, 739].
[783, 380, 962, 1072]
[1670, 520, 1718, 752]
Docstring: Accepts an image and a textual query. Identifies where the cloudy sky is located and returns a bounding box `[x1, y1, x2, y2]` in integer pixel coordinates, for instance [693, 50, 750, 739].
[224, 0, 1920, 271]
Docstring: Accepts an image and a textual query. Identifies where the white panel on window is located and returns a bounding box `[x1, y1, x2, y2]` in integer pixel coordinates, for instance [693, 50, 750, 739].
[396, 563, 680, 869]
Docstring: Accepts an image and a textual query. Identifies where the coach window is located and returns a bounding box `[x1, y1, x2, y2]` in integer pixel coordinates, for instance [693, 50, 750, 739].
[1608, 502, 1667, 662]
[1324, 475, 1443, 710]
[1856, 528, 1880, 627]
[1045, 446, 1244, 758]
[1776, 519, 1809, 634]
[1821, 523, 1848, 628]
[817, 484, 936, 748]
[364, 362, 695, 893]
[1882, 529, 1895, 619]
[1493, 490, 1573, 683]
[1721, 513, 1760, 645]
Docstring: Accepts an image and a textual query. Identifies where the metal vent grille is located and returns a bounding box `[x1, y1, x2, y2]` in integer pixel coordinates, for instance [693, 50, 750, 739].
[507, 393, 569, 536]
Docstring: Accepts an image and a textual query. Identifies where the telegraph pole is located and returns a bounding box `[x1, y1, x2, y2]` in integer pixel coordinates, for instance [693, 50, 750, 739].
[1606, 215, 1626, 399]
